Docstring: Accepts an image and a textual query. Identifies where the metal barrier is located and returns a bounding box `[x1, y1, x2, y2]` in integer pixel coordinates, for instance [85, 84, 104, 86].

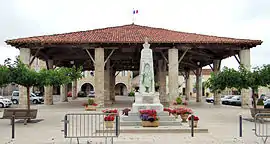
[254, 113, 270, 144]
[62, 113, 120, 144]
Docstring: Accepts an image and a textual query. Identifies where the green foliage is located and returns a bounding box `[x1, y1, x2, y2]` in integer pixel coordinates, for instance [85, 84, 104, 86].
[128, 91, 135, 97]
[176, 97, 182, 104]
[0, 66, 11, 87]
[88, 98, 94, 105]
[0, 58, 83, 88]
[205, 65, 265, 92]
[9, 61, 41, 87]
[257, 99, 264, 106]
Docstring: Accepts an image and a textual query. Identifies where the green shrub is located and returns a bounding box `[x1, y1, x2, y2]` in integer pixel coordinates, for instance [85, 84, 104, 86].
[257, 99, 264, 106]
[88, 98, 94, 105]
[176, 97, 182, 104]
[128, 91, 135, 97]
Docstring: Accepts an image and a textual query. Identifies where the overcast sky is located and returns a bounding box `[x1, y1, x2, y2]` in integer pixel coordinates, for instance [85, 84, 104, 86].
[0, 0, 269, 69]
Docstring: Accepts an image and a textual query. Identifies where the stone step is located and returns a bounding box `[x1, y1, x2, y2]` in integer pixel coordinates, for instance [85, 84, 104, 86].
[96, 126, 208, 133]
[128, 112, 170, 116]
[122, 115, 176, 121]
[120, 121, 182, 126]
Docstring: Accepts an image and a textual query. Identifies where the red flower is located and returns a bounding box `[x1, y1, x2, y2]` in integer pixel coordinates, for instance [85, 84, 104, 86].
[92, 103, 98, 106]
[82, 103, 88, 107]
[188, 116, 199, 121]
[104, 115, 115, 121]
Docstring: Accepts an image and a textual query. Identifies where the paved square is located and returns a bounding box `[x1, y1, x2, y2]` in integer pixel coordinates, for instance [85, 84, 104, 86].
[0, 96, 262, 144]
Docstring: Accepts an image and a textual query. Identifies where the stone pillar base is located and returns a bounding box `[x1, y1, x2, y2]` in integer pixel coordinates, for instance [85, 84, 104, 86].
[213, 92, 221, 105]
[19, 86, 28, 108]
[104, 100, 113, 106]
[60, 85, 68, 102]
[44, 86, 53, 105]
[241, 89, 251, 109]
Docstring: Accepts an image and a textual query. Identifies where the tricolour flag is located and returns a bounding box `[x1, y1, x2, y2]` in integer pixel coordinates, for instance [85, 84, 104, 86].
[133, 9, 138, 14]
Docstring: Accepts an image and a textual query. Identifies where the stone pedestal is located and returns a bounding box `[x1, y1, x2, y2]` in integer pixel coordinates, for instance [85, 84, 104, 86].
[196, 68, 202, 102]
[60, 84, 68, 102]
[185, 71, 191, 101]
[19, 48, 30, 108]
[45, 59, 54, 105]
[168, 48, 179, 103]
[213, 60, 221, 105]
[44, 86, 53, 105]
[104, 61, 112, 105]
[18, 86, 28, 108]
[110, 70, 116, 102]
[72, 80, 77, 100]
[239, 49, 251, 108]
[158, 60, 168, 105]
[132, 92, 164, 113]
[95, 48, 105, 107]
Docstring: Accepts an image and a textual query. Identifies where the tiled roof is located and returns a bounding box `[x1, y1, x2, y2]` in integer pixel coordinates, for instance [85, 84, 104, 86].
[5, 24, 262, 45]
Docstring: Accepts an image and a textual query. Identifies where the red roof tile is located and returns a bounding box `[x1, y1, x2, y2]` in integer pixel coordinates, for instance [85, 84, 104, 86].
[5, 24, 262, 45]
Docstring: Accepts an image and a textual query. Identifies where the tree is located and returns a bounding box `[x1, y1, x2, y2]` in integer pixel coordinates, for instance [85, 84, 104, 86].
[0, 58, 83, 114]
[205, 65, 270, 109]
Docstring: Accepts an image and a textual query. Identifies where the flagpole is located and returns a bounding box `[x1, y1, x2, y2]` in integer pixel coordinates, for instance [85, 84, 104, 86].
[132, 9, 135, 24]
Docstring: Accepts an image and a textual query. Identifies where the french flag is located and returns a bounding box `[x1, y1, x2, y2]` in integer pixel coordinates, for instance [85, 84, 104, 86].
[133, 9, 138, 14]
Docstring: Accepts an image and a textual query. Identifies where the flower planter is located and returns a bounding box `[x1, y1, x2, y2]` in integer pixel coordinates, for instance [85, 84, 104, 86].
[85, 105, 96, 111]
[105, 121, 114, 128]
[173, 114, 178, 119]
[141, 121, 159, 127]
[189, 120, 198, 127]
[180, 114, 189, 122]
[257, 105, 264, 109]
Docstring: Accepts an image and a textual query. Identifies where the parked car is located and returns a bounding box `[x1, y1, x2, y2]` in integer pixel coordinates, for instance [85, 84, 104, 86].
[11, 91, 44, 104]
[88, 91, 95, 97]
[0, 96, 12, 108]
[264, 99, 270, 108]
[221, 95, 234, 105]
[228, 95, 242, 106]
[205, 96, 214, 103]
[67, 91, 72, 97]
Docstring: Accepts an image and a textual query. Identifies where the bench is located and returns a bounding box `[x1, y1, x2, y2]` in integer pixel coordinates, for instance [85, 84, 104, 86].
[0, 108, 38, 125]
[250, 108, 270, 118]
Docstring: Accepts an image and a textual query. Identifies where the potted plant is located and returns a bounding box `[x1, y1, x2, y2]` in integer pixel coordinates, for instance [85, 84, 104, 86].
[176, 107, 193, 122]
[257, 99, 264, 109]
[84, 98, 98, 111]
[140, 109, 159, 127]
[188, 115, 199, 127]
[104, 115, 115, 128]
